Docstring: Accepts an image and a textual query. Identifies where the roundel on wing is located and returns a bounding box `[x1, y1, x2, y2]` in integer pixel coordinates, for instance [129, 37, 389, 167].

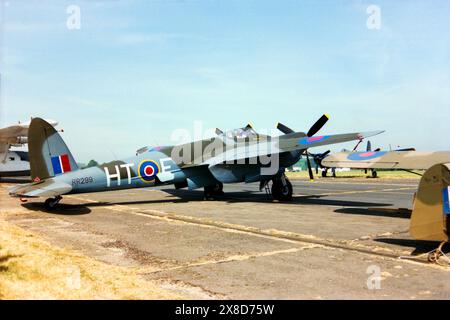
[347, 151, 387, 161]
[138, 160, 160, 182]
[298, 135, 330, 145]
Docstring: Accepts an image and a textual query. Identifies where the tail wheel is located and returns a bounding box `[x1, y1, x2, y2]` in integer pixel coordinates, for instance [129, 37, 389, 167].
[271, 177, 293, 201]
[44, 196, 62, 211]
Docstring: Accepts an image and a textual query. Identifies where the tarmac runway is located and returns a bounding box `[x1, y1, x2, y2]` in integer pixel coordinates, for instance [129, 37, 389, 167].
[2, 177, 450, 299]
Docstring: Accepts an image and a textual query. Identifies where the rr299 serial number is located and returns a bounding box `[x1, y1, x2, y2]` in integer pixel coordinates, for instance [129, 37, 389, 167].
[72, 177, 94, 186]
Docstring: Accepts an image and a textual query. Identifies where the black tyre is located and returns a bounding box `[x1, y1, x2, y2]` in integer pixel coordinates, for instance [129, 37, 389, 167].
[271, 178, 293, 201]
[204, 183, 224, 198]
[371, 170, 378, 178]
[44, 198, 58, 210]
[212, 182, 224, 194]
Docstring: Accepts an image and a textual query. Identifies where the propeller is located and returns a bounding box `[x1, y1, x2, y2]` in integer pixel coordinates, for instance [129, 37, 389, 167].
[303, 114, 330, 181]
[307, 114, 329, 137]
[307, 150, 331, 175]
[276, 122, 294, 134]
[274, 114, 330, 181]
[367, 140, 372, 152]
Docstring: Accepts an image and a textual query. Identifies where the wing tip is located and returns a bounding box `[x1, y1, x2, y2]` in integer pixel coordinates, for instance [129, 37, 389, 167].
[361, 130, 385, 138]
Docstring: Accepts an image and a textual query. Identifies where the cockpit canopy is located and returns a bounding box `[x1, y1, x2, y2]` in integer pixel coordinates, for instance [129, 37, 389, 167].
[224, 127, 258, 140]
[218, 125, 270, 143]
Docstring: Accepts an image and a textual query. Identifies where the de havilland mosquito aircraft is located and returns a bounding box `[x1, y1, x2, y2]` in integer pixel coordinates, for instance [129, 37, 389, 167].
[9, 116, 383, 210]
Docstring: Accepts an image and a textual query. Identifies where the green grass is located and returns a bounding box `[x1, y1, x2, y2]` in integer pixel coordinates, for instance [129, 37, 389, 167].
[286, 170, 423, 180]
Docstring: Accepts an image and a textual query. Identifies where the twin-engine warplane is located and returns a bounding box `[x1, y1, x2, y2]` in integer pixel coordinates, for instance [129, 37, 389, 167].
[9, 116, 383, 210]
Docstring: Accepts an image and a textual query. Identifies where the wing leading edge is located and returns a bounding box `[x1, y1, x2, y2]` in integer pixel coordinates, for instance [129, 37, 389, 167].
[203, 130, 384, 166]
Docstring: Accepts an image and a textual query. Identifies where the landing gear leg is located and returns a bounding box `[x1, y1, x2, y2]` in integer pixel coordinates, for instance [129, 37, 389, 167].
[271, 174, 293, 201]
[44, 196, 62, 211]
[322, 169, 328, 178]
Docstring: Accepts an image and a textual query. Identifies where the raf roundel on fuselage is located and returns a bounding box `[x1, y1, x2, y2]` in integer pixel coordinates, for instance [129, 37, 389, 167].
[138, 160, 160, 182]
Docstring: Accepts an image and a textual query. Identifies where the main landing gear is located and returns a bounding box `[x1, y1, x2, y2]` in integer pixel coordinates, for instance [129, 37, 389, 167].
[204, 182, 224, 199]
[321, 168, 336, 178]
[271, 174, 293, 201]
[44, 196, 62, 211]
[371, 169, 378, 178]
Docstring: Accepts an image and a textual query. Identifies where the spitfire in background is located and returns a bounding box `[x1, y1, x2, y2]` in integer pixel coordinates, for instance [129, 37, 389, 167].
[9, 116, 383, 209]
[320, 141, 450, 175]
[0, 118, 59, 178]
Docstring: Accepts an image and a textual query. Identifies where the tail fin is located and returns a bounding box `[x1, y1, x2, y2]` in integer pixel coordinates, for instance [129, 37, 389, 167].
[28, 118, 79, 181]
[410, 163, 450, 242]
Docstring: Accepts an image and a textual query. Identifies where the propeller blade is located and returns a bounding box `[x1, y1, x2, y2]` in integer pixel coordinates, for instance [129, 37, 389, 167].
[307, 114, 329, 137]
[276, 122, 294, 134]
[321, 150, 331, 158]
[395, 147, 416, 152]
[367, 140, 372, 152]
[306, 153, 314, 181]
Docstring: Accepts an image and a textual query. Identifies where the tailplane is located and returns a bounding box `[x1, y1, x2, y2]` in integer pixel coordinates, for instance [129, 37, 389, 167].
[28, 118, 79, 181]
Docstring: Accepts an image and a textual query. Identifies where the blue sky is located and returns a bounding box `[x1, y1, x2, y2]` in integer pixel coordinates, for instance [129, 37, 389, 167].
[1, 0, 449, 162]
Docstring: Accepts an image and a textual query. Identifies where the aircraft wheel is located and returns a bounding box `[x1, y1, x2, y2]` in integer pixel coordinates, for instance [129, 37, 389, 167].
[428, 251, 440, 263]
[371, 170, 378, 178]
[212, 182, 224, 195]
[44, 196, 62, 211]
[204, 183, 224, 199]
[271, 177, 293, 201]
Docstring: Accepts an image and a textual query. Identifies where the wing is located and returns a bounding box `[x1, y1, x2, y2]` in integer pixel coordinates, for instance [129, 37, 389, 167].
[281, 130, 384, 150]
[203, 130, 384, 166]
[321, 151, 450, 170]
[8, 179, 72, 198]
[0, 125, 28, 143]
